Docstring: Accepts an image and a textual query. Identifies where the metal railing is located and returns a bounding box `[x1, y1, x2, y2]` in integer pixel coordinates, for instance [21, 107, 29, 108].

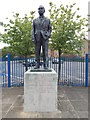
[1, 53, 89, 87]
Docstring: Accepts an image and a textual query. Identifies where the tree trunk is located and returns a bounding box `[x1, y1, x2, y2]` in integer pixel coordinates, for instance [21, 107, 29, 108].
[25, 55, 28, 71]
[58, 49, 62, 84]
[25, 48, 30, 71]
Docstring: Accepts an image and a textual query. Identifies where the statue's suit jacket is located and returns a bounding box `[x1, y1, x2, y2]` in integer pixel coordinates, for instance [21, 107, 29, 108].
[32, 16, 52, 42]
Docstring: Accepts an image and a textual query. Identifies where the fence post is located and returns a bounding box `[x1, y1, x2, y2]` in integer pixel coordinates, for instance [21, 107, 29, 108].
[8, 53, 11, 87]
[85, 54, 88, 87]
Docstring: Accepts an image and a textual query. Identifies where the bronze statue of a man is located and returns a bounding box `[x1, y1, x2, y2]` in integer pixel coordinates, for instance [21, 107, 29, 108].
[32, 5, 52, 69]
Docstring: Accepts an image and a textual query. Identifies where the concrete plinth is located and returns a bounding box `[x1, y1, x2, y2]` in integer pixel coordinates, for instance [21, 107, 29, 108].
[24, 68, 57, 112]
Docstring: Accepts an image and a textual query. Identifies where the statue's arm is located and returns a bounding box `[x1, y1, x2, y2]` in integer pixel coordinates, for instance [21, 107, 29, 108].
[32, 20, 35, 43]
[48, 19, 52, 38]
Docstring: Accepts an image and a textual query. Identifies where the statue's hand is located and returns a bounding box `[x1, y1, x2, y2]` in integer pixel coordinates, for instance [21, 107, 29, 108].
[32, 39, 36, 44]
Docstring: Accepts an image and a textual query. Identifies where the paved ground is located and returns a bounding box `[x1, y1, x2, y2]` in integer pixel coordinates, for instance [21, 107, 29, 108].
[1, 86, 88, 118]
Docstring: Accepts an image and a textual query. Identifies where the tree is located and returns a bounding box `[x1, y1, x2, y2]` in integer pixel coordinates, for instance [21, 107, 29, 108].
[49, 2, 87, 81]
[0, 11, 35, 71]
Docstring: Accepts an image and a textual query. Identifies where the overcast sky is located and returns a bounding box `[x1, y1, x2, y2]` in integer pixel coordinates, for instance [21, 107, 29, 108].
[0, 0, 90, 49]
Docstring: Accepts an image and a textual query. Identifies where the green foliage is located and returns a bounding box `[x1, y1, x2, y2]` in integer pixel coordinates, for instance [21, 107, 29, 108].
[0, 11, 35, 58]
[2, 47, 15, 58]
[49, 2, 87, 55]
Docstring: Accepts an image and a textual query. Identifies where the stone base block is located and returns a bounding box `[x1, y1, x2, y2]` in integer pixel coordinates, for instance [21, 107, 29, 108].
[24, 68, 57, 112]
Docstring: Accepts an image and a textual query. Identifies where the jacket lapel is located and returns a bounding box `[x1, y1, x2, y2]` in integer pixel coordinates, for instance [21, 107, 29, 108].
[41, 17, 46, 25]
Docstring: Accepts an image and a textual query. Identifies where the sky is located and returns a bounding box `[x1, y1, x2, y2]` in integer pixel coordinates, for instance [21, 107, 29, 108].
[0, 0, 90, 49]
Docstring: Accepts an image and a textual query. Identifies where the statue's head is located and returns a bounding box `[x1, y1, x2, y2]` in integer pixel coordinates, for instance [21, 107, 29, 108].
[38, 5, 45, 15]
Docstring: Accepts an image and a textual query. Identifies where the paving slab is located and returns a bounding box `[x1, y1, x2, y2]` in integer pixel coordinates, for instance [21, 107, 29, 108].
[60, 111, 79, 118]
[70, 101, 88, 111]
[77, 111, 88, 118]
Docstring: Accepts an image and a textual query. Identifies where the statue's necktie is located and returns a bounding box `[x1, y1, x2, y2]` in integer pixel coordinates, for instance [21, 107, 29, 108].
[40, 17, 43, 23]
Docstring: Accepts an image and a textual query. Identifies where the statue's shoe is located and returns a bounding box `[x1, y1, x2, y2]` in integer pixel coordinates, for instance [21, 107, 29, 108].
[44, 65, 47, 69]
[34, 65, 40, 69]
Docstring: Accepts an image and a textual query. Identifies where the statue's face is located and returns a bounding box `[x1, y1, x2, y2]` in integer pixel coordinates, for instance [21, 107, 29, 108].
[38, 6, 45, 15]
